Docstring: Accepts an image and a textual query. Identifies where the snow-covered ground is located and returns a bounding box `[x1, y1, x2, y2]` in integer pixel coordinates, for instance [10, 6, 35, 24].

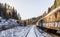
[0, 17, 22, 31]
[27, 26, 36, 37]
[0, 26, 31, 37]
[0, 17, 53, 37]
[0, 25, 53, 37]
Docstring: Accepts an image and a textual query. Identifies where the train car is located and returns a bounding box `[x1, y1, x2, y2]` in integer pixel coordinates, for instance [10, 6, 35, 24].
[43, 21, 60, 30]
[38, 6, 60, 31]
[38, 19, 60, 31]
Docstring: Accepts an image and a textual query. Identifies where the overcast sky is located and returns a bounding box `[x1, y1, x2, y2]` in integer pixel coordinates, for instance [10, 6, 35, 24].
[0, 0, 54, 20]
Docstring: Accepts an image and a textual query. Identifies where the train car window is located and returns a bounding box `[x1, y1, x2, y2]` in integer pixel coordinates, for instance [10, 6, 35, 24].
[55, 13, 57, 18]
[0, 20, 1, 22]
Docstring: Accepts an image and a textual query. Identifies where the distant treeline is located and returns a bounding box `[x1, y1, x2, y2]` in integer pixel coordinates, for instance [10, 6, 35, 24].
[0, 3, 21, 20]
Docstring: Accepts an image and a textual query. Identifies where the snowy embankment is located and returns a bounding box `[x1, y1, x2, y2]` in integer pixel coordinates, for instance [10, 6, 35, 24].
[0, 17, 22, 31]
[0, 26, 31, 37]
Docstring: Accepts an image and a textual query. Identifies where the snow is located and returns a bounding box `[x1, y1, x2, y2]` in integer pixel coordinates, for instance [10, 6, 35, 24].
[0, 17, 53, 37]
[0, 25, 53, 37]
[0, 26, 31, 37]
[34, 26, 52, 37]
[0, 17, 21, 31]
[27, 26, 36, 37]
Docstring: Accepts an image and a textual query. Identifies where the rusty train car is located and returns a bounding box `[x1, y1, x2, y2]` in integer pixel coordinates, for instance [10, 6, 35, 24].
[38, 6, 60, 31]
[39, 21, 60, 30]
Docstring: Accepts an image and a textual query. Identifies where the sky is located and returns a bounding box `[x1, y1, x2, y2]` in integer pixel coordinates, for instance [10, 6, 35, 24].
[0, 0, 54, 20]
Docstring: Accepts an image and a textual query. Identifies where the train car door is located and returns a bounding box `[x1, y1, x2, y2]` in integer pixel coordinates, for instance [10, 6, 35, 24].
[39, 20, 43, 27]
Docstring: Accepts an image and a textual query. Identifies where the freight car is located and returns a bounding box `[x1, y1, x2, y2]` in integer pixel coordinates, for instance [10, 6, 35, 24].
[38, 20, 60, 31]
[38, 6, 60, 31]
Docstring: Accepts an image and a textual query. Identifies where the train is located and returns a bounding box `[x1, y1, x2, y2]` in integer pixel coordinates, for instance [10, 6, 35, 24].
[38, 6, 60, 31]
[38, 20, 60, 31]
